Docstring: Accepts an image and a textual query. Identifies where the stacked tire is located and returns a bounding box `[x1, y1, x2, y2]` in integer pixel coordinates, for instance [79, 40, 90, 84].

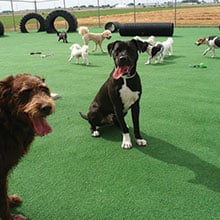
[20, 13, 45, 33]
[19, 10, 78, 33]
[0, 21, 4, 36]
[45, 10, 78, 33]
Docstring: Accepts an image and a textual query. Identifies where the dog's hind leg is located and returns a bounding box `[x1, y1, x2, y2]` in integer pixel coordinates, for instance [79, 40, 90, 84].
[92, 43, 98, 52]
[169, 46, 173, 56]
[76, 57, 80, 64]
[211, 48, 216, 57]
[80, 112, 100, 136]
[88, 116, 100, 137]
[90, 124, 100, 137]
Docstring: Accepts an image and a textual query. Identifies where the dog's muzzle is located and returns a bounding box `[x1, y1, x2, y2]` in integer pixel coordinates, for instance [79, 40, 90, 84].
[112, 55, 134, 80]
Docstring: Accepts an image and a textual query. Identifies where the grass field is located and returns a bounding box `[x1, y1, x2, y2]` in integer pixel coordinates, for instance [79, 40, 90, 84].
[0, 27, 220, 219]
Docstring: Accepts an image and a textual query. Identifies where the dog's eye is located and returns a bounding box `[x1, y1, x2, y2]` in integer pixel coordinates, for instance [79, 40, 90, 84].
[20, 88, 32, 96]
[40, 86, 50, 95]
[114, 50, 119, 57]
[18, 88, 33, 103]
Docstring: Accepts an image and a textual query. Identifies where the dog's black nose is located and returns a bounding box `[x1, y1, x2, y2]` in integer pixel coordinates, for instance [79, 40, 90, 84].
[119, 55, 128, 62]
[41, 104, 52, 115]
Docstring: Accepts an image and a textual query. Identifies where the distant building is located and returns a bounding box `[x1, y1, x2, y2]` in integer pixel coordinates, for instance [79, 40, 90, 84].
[115, 3, 128, 8]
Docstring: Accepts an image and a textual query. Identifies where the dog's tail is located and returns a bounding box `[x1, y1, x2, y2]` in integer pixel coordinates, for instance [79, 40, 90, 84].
[79, 112, 88, 120]
[78, 26, 89, 36]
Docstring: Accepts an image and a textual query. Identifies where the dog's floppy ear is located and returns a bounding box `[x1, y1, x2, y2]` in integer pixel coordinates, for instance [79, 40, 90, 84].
[131, 39, 149, 53]
[0, 75, 14, 102]
[108, 41, 121, 56]
[36, 75, 45, 82]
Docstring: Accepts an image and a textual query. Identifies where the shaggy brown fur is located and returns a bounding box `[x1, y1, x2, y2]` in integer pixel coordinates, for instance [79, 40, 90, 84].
[78, 26, 112, 53]
[0, 73, 55, 220]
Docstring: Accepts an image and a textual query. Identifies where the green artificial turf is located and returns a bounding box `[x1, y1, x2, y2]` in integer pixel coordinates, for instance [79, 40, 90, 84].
[0, 27, 220, 220]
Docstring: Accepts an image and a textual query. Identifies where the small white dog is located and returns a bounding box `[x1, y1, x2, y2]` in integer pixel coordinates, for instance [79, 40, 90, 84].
[145, 37, 173, 64]
[68, 43, 89, 65]
[161, 37, 173, 58]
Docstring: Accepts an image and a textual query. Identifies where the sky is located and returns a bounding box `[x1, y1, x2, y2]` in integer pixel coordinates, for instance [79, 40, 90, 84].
[0, 0, 150, 12]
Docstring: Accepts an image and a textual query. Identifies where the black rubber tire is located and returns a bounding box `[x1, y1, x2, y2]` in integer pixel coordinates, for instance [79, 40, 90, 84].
[0, 21, 4, 36]
[104, 21, 120, 33]
[45, 10, 78, 33]
[119, 22, 174, 37]
[20, 13, 45, 33]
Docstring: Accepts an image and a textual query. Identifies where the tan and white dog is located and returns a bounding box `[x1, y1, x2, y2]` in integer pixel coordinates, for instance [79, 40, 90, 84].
[78, 26, 112, 53]
[68, 43, 89, 65]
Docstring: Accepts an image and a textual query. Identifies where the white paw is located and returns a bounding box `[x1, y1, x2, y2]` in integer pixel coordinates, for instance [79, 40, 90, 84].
[136, 139, 147, 146]
[91, 130, 100, 137]
[122, 141, 132, 149]
[121, 133, 132, 149]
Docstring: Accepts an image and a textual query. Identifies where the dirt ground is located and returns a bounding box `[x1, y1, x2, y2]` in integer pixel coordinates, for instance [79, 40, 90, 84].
[20, 6, 220, 31]
[77, 6, 220, 27]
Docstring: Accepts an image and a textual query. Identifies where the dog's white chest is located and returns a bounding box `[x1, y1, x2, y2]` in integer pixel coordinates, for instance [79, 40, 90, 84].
[119, 79, 140, 112]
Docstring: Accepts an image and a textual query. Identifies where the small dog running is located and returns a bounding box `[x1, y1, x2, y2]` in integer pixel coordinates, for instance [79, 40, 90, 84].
[78, 26, 112, 53]
[68, 43, 89, 65]
[195, 36, 220, 57]
[0, 73, 55, 220]
[57, 31, 68, 43]
[80, 39, 147, 149]
[145, 37, 173, 64]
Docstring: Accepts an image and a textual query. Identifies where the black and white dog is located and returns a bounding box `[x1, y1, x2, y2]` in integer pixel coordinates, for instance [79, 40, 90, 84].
[145, 37, 173, 64]
[195, 36, 220, 57]
[57, 31, 68, 43]
[80, 40, 147, 149]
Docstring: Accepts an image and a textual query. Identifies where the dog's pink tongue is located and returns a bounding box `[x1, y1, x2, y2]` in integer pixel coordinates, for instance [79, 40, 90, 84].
[113, 66, 128, 79]
[31, 118, 52, 136]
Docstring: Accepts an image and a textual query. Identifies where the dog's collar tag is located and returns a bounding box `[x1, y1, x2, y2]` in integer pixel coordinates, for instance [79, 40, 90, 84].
[122, 72, 137, 80]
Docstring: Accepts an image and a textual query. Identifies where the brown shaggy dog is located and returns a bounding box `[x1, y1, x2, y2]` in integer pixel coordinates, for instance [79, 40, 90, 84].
[0, 73, 55, 220]
[78, 26, 112, 53]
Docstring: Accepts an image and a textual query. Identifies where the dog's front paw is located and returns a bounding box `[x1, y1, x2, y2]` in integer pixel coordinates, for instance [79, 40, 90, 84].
[136, 139, 147, 146]
[91, 130, 100, 137]
[121, 133, 132, 149]
[121, 141, 132, 149]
